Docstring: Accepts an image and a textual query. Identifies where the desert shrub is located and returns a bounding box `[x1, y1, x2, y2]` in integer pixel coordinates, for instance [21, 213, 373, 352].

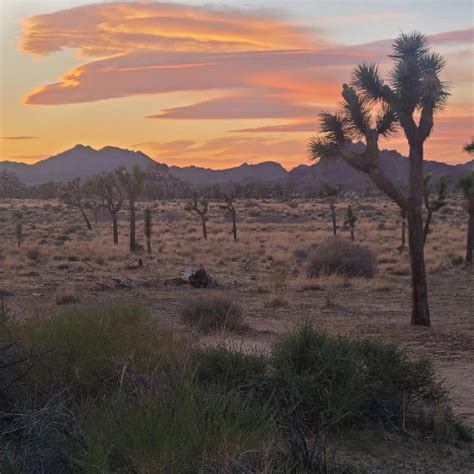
[195, 348, 267, 391]
[264, 295, 289, 308]
[75, 373, 275, 473]
[307, 237, 377, 278]
[24, 304, 178, 395]
[26, 248, 41, 262]
[181, 294, 244, 333]
[451, 255, 464, 266]
[55, 290, 79, 305]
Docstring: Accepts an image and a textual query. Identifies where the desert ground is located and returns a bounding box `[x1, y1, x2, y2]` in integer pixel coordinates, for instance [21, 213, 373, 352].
[1, 196, 473, 470]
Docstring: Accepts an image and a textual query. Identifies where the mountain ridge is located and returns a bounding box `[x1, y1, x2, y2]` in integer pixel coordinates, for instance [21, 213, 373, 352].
[1, 144, 472, 191]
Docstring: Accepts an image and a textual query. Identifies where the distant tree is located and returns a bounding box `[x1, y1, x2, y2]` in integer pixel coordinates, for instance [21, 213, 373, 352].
[144, 207, 152, 254]
[186, 191, 209, 239]
[344, 205, 357, 241]
[117, 166, 146, 252]
[222, 194, 237, 240]
[61, 178, 92, 230]
[16, 222, 23, 248]
[323, 183, 340, 236]
[309, 32, 448, 327]
[89, 172, 123, 244]
[422, 175, 447, 243]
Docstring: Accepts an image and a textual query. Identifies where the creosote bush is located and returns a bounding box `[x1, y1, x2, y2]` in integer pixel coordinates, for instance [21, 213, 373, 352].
[1, 308, 471, 473]
[307, 237, 377, 278]
[181, 294, 244, 333]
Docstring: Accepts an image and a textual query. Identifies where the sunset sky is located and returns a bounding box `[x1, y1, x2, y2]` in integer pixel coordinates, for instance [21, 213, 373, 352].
[0, 0, 473, 169]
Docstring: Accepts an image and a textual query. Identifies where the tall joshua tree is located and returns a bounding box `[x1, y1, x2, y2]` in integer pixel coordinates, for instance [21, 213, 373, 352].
[117, 165, 145, 252]
[422, 175, 447, 243]
[186, 191, 209, 239]
[62, 178, 92, 230]
[310, 33, 449, 326]
[89, 172, 123, 244]
[323, 183, 339, 236]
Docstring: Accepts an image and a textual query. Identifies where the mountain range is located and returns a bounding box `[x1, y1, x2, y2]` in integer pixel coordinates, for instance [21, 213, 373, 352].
[1, 144, 472, 192]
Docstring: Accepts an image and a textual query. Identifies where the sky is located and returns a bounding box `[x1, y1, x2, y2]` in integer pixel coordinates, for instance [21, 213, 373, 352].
[0, 0, 473, 169]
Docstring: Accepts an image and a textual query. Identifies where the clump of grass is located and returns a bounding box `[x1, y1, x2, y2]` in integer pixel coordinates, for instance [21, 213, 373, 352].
[24, 304, 179, 395]
[26, 248, 41, 262]
[264, 295, 289, 308]
[181, 294, 244, 333]
[307, 237, 377, 278]
[55, 290, 79, 305]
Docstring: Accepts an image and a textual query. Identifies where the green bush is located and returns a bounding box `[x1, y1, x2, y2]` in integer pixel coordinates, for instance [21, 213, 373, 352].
[307, 237, 377, 278]
[25, 304, 178, 395]
[76, 371, 275, 473]
[181, 294, 244, 333]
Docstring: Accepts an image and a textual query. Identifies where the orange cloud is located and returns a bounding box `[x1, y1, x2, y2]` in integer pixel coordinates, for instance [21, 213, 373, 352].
[1, 136, 39, 140]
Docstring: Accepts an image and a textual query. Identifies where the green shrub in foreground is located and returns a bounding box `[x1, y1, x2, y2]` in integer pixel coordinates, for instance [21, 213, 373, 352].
[25, 304, 178, 395]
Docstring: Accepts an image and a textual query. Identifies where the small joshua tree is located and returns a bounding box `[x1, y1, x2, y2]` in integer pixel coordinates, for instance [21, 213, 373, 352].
[89, 172, 123, 244]
[144, 207, 152, 254]
[323, 183, 340, 236]
[422, 175, 447, 243]
[117, 165, 145, 252]
[61, 178, 92, 230]
[461, 142, 474, 264]
[16, 222, 23, 248]
[344, 205, 357, 241]
[222, 194, 237, 240]
[186, 191, 209, 239]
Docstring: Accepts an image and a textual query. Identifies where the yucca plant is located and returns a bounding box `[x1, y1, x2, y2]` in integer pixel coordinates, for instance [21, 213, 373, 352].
[309, 32, 449, 326]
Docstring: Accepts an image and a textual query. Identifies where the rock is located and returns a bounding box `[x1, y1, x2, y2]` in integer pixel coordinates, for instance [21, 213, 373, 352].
[163, 277, 189, 286]
[189, 268, 214, 288]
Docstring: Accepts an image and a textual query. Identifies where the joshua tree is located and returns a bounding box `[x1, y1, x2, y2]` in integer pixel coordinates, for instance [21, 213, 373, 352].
[89, 172, 123, 244]
[222, 194, 237, 240]
[463, 139, 474, 154]
[309, 32, 449, 326]
[323, 183, 340, 236]
[144, 207, 152, 254]
[117, 166, 145, 252]
[344, 205, 357, 241]
[422, 175, 447, 243]
[186, 191, 209, 239]
[16, 222, 22, 248]
[61, 178, 92, 230]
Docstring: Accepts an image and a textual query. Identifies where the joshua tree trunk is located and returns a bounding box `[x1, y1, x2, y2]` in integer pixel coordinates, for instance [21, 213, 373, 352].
[201, 215, 208, 240]
[330, 202, 337, 236]
[231, 210, 237, 240]
[112, 214, 119, 245]
[129, 199, 136, 252]
[467, 212, 474, 264]
[350, 226, 355, 242]
[400, 210, 406, 252]
[407, 144, 430, 326]
[79, 207, 92, 230]
[146, 237, 152, 254]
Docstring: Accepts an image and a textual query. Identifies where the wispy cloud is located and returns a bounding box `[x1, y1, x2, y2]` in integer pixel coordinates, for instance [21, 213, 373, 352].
[1, 136, 39, 140]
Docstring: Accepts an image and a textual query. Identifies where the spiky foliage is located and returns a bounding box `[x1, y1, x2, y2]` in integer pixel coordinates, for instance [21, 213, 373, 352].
[344, 205, 357, 227]
[463, 140, 474, 154]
